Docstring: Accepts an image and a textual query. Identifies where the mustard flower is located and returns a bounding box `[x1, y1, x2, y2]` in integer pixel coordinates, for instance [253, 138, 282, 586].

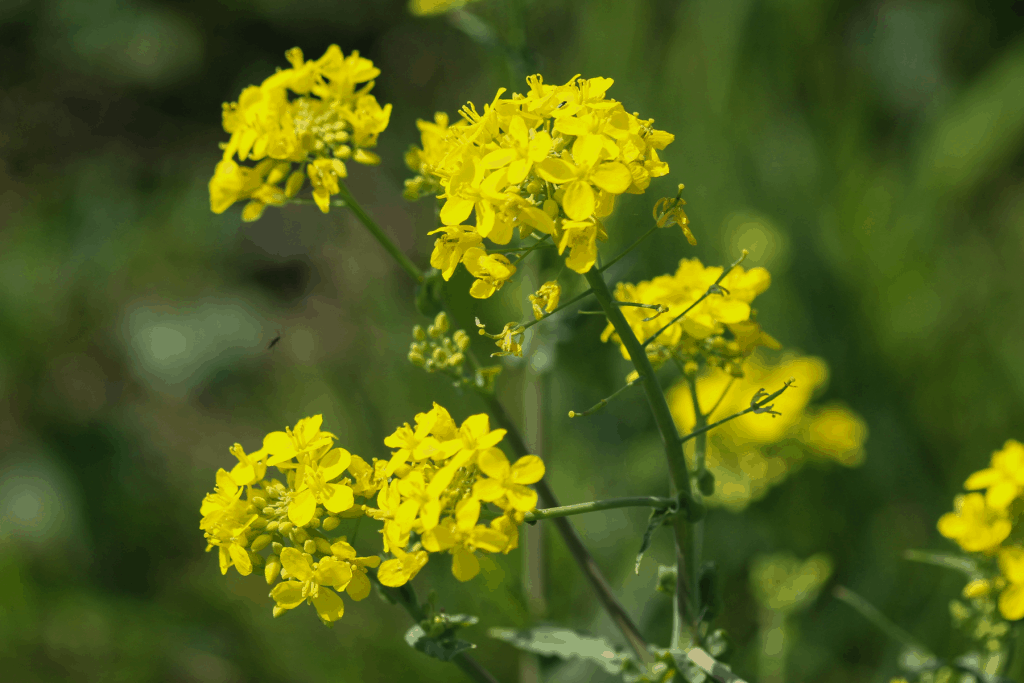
[270, 547, 352, 622]
[473, 451, 546, 512]
[998, 546, 1024, 621]
[963, 439, 1024, 510]
[938, 493, 1012, 553]
[529, 281, 561, 320]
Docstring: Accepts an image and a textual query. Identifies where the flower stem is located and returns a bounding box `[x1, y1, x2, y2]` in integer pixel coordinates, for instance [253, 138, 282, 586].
[599, 225, 659, 273]
[480, 391, 654, 664]
[582, 266, 698, 643]
[336, 181, 425, 284]
[523, 496, 677, 522]
[520, 287, 594, 331]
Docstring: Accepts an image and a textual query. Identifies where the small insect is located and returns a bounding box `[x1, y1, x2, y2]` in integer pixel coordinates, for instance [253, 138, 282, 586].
[267, 332, 282, 350]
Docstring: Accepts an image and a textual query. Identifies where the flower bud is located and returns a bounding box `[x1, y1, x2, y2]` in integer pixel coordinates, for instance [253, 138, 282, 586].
[432, 347, 448, 364]
[303, 540, 318, 554]
[308, 516, 321, 529]
[698, 470, 715, 496]
[525, 180, 544, 195]
[266, 521, 280, 532]
[408, 350, 426, 367]
[262, 506, 276, 516]
[315, 537, 333, 555]
[322, 516, 341, 531]
[251, 517, 269, 529]
[251, 496, 268, 509]
[251, 534, 272, 552]
[412, 325, 426, 341]
[249, 550, 265, 567]
[265, 556, 281, 584]
[453, 330, 470, 350]
[290, 527, 309, 544]
[271, 542, 284, 555]
[278, 521, 294, 534]
[434, 312, 450, 334]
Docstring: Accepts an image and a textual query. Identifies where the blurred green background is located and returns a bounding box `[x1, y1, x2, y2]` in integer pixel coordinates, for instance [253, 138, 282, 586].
[2, 0, 1024, 681]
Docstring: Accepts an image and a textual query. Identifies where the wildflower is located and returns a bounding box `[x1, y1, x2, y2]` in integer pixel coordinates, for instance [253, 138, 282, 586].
[288, 447, 355, 526]
[529, 281, 561, 320]
[270, 547, 352, 622]
[998, 546, 1024, 620]
[377, 546, 430, 587]
[330, 540, 381, 601]
[210, 46, 392, 219]
[421, 518, 510, 581]
[473, 451, 545, 512]
[963, 439, 1024, 510]
[462, 248, 517, 299]
[200, 469, 258, 575]
[476, 319, 525, 357]
[937, 493, 1012, 553]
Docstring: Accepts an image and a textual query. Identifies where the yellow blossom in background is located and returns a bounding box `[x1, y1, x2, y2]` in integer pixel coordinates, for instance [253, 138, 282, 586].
[199, 406, 543, 621]
[667, 352, 867, 510]
[963, 439, 1024, 510]
[210, 46, 392, 220]
[937, 493, 1011, 553]
[997, 546, 1024, 620]
[409, 0, 476, 16]
[602, 257, 778, 371]
[405, 73, 674, 296]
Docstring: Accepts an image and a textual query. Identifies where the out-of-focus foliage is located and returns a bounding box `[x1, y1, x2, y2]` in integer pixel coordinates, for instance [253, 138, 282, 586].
[2, 0, 1023, 682]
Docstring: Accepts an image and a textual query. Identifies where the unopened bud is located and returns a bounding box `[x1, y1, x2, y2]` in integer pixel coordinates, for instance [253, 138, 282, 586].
[683, 361, 699, 377]
[315, 537, 333, 555]
[322, 516, 341, 531]
[308, 516, 321, 529]
[250, 550, 265, 567]
[434, 312, 450, 334]
[251, 496, 268, 509]
[262, 506, 276, 516]
[265, 556, 281, 584]
[453, 330, 470, 350]
[408, 350, 426, 367]
[303, 540, 318, 554]
[271, 542, 284, 555]
[251, 534, 272, 552]
[432, 347, 448, 364]
[278, 521, 294, 534]
[698, 471, 716, 496]
[412, 325, 426, 341]
[266, 521, 280, 532]
[290, 527, 309, 544]
[251, 517, 269, 529]
[525, 180, 544, 195]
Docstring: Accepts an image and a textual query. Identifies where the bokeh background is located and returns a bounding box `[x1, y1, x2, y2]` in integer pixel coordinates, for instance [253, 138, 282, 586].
[2, 0, 1024, 681]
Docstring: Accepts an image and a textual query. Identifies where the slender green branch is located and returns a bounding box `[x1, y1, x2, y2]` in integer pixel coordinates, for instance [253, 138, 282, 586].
[705, 377, 736, 420]
[479, 391, 654, 665]
[520, 287, 594, 330]
[641, 251, 747, 350]
[335, 181, 425, 284]
[599, 225, 659, 273]
[523, 496, 676, 522]
[510, 234, 552, 266]
[568, 381, 637, 418]
[680, 381, 793, 445]
[684, 374, 707, 647]
[582, 266, 698, 643]
[833, 586, 930, 653]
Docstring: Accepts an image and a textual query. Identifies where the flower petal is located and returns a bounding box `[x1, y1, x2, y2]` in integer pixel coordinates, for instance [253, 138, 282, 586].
[280, 547, 314, 582]
[562, 181, 595, 221]
[270, 580, 305, 609]
[346, 570, 371, 602]
[312, 587, 345, 622]
[452, 548, 480, 582]
[510, 455, 545, 485]
[288, 489, 317, 527]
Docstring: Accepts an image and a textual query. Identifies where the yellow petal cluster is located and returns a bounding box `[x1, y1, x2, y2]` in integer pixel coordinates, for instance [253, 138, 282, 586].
[199, 408, 544, 624]
[602, 257, 779, 371]
[210, 46, 392, 220]
[407, 74, 673, 296]
[936, 439, 1024, 621]
[667, 353, 868, 511]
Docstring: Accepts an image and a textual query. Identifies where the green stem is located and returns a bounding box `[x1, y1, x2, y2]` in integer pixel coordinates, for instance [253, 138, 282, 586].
[568, 381, 637, 418]
[336, 181, 425, 284]
[680, 381, 793, 445]
[510, 234, 551, 266]
[1003, 624, 1024, 680]
[599, 225, 659, 273]
[523, 496, 676, 522]
[376, 580, 500, 683]
[520, 287, 594, 331]
[480, 392, 654, 664]
[832, 586, 932, 655]
[685, 375, 707, 644]
[582, 267, 698, 644]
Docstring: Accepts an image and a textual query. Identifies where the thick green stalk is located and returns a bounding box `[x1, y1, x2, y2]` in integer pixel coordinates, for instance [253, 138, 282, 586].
[582, 267, 698, 643]
[523, 496, 676, 522]
[335, 181, 425, 284]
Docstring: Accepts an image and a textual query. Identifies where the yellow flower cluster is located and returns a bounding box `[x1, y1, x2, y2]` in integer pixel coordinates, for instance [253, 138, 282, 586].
[209, 46, 392, 221]
[667, 353, 868, 510]
[602, 257, 779, 371]
[198, 408, 544, 623]
[405, 74, 673, 296]
[938, 439, 1024, 620]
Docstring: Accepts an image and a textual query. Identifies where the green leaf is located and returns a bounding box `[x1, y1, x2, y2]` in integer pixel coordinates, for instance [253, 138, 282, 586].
[404, 624, 476, 662]
[903, 549, 980, 577]
[635, 504, 677, 574]
[489, 626, 630, 674]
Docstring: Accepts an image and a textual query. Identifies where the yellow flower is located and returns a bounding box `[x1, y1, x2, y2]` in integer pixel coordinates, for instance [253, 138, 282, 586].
[529, 281, 561, 320]
[535, 136, 632, 221]
[377, 546, 430, 587]
[330, 540, 381, 602]
[964, 439, 1024, 510]
[287, 447, 355, 526]
[262, 415, 338, 468]
[429, 225, 484, 281]
[270, 547, 352, 622]
[938, 493, 1012, 553]
[473, 451, 546, 512]
[421, 517, 509, 582]
[200, 469, 258, 576]
[394, 469, 443, 532]
[998, 546, 1024, 620]
[462, 247, 517, 299]
[383, 403, 460, 476]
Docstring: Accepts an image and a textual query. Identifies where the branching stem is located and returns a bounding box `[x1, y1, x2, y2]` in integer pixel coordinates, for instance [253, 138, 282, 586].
[336, 181, 425, 284]
[523, 496, 676, 522]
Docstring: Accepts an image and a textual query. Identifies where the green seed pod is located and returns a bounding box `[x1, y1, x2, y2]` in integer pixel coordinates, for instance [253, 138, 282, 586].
[303, 540, 318, 554]
[251, 534, 272, 552]
[322, 516, 341, 531]
[265, 556, 281, 585]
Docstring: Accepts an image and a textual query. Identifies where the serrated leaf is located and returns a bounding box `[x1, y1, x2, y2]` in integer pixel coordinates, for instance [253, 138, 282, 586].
[903, 550, 980, 577]
[636, 505, 676, 574]
[489, 626, 631, 674]
[404, 624, 476, 662]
